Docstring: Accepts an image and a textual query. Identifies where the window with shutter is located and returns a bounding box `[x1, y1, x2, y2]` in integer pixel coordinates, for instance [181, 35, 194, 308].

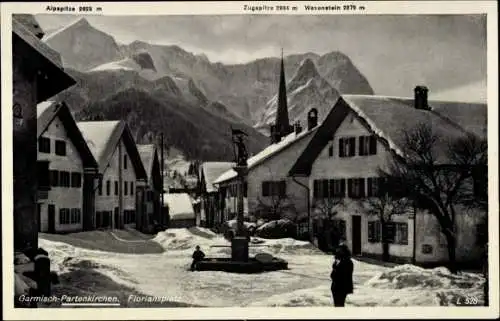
[50, 170, 59, 187]
[339, 139, 345, 157]
[38, 137, 51, 153]
[359, 136, 365, 156]
[321, 180, 329, 198]
[71, 172, 82, 188]
[124, 181, 128, 195]
[130, 182, 134, 196]
[394, 223, 408, 244]
[369, 136, 377, 155]
[328, 144, 334, 157]
[115, 181, 118, 195]
[313, 180, 320, 198]
[349, 137, 356, 156]
[55, 140, 66, 156]
[106, 180, 110, 196]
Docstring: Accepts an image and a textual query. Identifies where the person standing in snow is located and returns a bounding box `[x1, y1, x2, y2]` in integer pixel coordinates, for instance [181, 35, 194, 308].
[330, 243, 354, 307]
[191, 245, 205, 271]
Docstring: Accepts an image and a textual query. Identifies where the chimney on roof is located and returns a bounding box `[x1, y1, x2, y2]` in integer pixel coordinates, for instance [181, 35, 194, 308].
[307, 108, 318, 130]
[270, 124, 280, 144]
[414, 86, 430, 110]
[294, 121, 303, 135]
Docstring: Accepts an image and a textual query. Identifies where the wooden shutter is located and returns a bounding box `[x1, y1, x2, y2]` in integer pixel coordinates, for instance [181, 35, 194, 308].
[347, 179, 353, 198]
[339, 138, 344, 157]
[322, 180, 329, 198]
[359, 136, 365, 156]
[369, 135, 377, 155]
[349, 137, 356, 156]
[313, 180, 319, 198]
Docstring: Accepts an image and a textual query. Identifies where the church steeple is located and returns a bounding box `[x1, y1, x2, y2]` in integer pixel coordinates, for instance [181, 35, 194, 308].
[270, 48, 293, 144]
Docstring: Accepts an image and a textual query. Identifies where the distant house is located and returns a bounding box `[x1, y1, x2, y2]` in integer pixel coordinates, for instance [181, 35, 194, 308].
[213, 54, 318, 224]
[289, 88, 487, 265]
[163, 193, 196, 228]
[198, 162, 234, 228]
[13, 15, 76, 251]
[137, 144, 163, 231]
[77, 121, 148, 230]
[37, 101, 99, 233]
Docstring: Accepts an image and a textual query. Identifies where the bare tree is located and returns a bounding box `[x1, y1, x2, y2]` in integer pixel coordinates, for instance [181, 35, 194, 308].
[386, 123, 487, 273]
[254, 166, 298, 222]
[314, 197, 344, 221]
[360, 177, 411, 262]
[255, 193, 297, 222]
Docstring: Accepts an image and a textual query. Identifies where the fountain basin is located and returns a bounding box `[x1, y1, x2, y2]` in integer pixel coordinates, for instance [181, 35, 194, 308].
[195, 257, 288, 274]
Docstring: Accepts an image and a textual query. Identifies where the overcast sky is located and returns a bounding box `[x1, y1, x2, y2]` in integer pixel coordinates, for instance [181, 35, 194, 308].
[35, 14, 487, 99]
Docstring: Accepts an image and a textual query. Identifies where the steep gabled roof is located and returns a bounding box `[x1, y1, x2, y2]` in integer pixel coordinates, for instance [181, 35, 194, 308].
[37, 101, 98, 169]
[289, 95, 487, 176]
[163, 193, 195, 220]
[137, 144, 156, 178]
[200, 162, 234, 193]
[214, 128, 317, 184]
[77, 120, 147, 179]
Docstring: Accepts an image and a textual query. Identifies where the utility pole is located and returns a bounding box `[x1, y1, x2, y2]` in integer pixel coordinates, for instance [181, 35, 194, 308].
[160, 133, 165, 226]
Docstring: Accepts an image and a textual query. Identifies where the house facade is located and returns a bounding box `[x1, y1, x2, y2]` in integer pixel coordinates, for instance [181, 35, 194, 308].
[13, 15, 76, 251]
[137, 144, 163, 232]
[37, 102, 98, 233]
[77, 121, 147, 230]
[289, 89, 487, 265]
[198, 162, 234, 228]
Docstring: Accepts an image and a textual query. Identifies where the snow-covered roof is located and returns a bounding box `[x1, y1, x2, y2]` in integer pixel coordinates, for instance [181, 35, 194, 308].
[163, 193, 195, 220]
[214, 128, 316, 184]
[342, 95, 487, 160]
[77, 121, 121, 162]
[13, 17, 63, 68]
[200, 162, 234, 193]
[289, 94, 487, 176]
[37, 101, 98, 168]
[137, 144, 156, 179]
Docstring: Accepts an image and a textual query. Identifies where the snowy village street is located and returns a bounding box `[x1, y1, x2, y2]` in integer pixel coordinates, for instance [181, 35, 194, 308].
[39, 228, 485, 307]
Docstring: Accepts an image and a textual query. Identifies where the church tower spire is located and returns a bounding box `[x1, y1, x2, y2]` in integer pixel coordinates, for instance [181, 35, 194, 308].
[270, 48, 292, 144]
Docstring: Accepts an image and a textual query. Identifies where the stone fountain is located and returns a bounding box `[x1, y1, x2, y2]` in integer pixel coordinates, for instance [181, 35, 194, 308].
[196, 129, 288, 273]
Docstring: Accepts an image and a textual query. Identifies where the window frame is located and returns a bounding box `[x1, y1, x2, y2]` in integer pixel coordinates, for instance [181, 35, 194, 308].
[38, 137, 51, 153]
[55, 140, 67, 156]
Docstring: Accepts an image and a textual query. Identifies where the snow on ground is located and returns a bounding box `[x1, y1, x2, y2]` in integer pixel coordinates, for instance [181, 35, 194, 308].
[39, 228, 485, 307]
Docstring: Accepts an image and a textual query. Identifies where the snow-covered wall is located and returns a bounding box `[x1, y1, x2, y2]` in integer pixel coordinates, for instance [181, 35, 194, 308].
[95, 140, 138, 228]
[38, 114, 84, 233]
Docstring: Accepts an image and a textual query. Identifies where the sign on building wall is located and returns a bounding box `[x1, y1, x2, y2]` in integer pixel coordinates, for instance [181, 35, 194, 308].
[13, 102, 24, 128]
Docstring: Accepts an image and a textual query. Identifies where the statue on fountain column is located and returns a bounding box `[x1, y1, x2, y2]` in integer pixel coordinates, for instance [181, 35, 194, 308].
[231, 128, 248, 167]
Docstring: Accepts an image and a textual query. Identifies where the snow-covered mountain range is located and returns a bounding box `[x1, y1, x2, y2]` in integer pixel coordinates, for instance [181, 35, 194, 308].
[41, 17, 375, 159]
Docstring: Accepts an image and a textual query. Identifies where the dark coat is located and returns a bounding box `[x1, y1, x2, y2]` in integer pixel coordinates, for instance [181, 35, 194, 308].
[192, 250, 205, 262]
[330, 258, 354, 295]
